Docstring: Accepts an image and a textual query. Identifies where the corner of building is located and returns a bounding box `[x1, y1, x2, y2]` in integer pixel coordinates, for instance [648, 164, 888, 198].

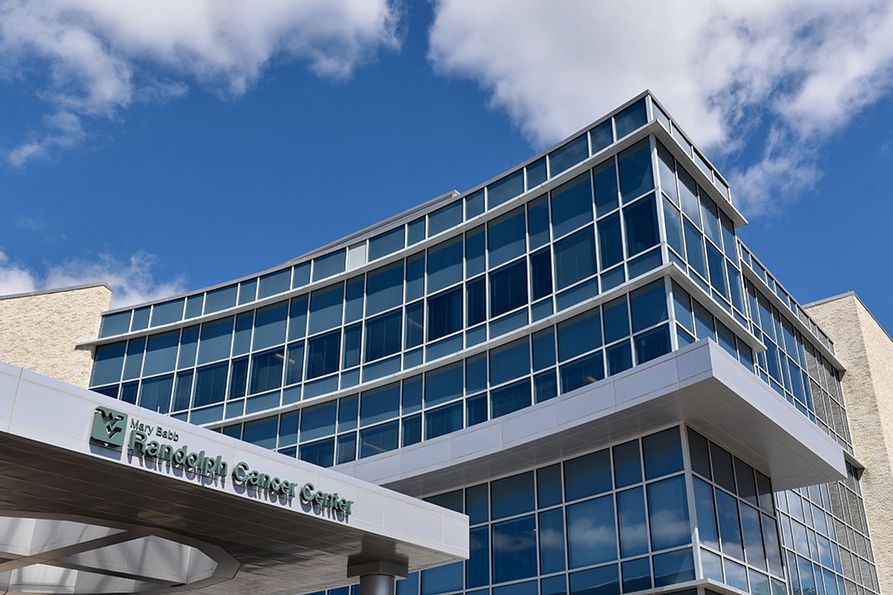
[0, 284, 112, 388]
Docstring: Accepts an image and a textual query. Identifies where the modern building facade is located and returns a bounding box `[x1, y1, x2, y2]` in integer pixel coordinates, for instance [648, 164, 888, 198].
[10, 91, 885, 595]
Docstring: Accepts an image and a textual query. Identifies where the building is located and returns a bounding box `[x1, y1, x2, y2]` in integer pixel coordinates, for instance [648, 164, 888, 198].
[1, 91, 885, 595]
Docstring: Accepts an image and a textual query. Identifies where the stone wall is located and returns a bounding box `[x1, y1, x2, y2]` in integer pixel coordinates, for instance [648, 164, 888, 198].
[807, 293, 893, 595]
[0, 285, 111, 387]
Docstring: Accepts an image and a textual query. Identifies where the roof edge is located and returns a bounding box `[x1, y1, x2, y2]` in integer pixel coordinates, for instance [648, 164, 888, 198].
[0, 283, 112, 302]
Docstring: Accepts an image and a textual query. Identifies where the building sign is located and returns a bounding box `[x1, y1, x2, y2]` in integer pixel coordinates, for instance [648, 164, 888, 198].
[89, 406, 353, 517]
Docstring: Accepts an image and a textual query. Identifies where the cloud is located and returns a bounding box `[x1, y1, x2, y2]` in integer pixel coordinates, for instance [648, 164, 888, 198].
[428, 0, 893, 216]
[0, 250, 184, 308]
[0, 0, 399, 164]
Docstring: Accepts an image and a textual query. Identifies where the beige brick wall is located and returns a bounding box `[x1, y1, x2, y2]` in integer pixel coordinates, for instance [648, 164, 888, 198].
[0, 285, 111, 387]
[807, 293, 893, 595]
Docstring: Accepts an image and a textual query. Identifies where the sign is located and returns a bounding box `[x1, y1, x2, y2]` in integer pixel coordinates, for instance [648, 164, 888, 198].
[88, 406, 353, 517]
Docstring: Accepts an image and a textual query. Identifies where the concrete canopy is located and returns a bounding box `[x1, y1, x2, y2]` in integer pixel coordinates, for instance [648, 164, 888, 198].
[0, 362, 468, 595]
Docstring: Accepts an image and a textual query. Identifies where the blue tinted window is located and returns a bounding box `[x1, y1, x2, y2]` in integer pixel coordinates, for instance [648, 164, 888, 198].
[657, 142, 677, 201]
[258, 269, 290, 299]
[405, 301, 424, 348]
[425, 362, 463, 406]
[741, 502, 767, 570]
[617, 487, 648, 557]
[527, 195, 550, 249]
[312, 250, 346, 281]
[630, 280, 667, 332]
[309, 284, 344, 334]
[428, 201, 463, 236]
[539, 509, 566, 574]
[569, 564, 618, 595]
[710, 442, 736, 493]
[550, 134, 588, 176]
[707, 244, 728, 297]
[535, 370, 558, 403]
[198, 317, 233, 364]
[425, 402, 463, 439]
[299, 439, 334, 468]
[532, 328, 556, 370]
[488, 207, 526, 268]
[338, 394, 358, 432]
[694, 302, 715, 341]
[151, 299, 183, 327]
[606, 341, 632, 375]
[92, 342, 126, 386]
[292, 262, 311, 288]
[359, 420, 399, 458]
[491, 379, 531, 419]
[635, 325, 671, 363]
[684, 221, 707, 278]
[172, 371, 193, 410]
[593, 158, 619, 217]
[250, 348, 284, 394]
[492, 516, 537, 583]
[590, 120, 613, 154]
[466, 483, 489, 525]
[369, 226, 405, 261]
[345, 277, 364, 323]
[205, 285, 237, 313]
[467, 527, 489, 588]
[716, 489, 744, 559]
[365, 310, 402, 362]
[184, 294, 204, 319]
[653, 548, 695, 587]
[243, 416, 277, 449]
[193, 363, 228, 407]
[694, 478, 719, 549]
[615, 98, 647, 138]
[142, 331, 179, 376]
[466, 277, 486, 327]
[537, 464, 562, 507]
[465, 353, 487, 393]
[489, 260, 527, 317]
[253, 301, 288, 350]
[130, 307, 150, 331]
[465, 190, 485, 219]
[618, 139, 653, 202]
[551, 172, 593, 237]
[285, 342, 303, 385]
[232, 312, 252, 355]
[306, 330, 340, 379]
[622, 557, 651, 593]
[487, 170, 524, 209]
[642, 427, 683, 479]
[647, 476, 691, 549]
[100, 311, 131, 337]
[288, 296, 308, 341]
[467, 395, 488, 426]
[238, 279, 257, 304]
[558, 308, 602, 361]
[527, 157, 547, 188]
[560, 351, 604, 392]
[139, 374, 173, 414]
[565, 449, 611, 500]
[597, 214, 623, 269]
[402, 415, 422, 447]
[361, 383, 400, 426]
[624, 195, 659, 256]
[567, 495, 616, 567]
[702, 196, 722, 246]
[366, 261, 403, 316]
[465, 226, 486, 277]
[679, 168, 700, 225]
[664, 200, 684, 256]
[300, 401, 336, 441]
[407, 217, 426, 245]
[603, 297, 630, 343]
[405, 253, 425, 301]
[554, 227, 596, 290]
[428, 287, 462, 341]
[613, 439, 642, 488]
[428, 237, 463, 293]
[421, 563, 462, 595]
[490, 338, 530, 385]
[491, 471, 535, 519]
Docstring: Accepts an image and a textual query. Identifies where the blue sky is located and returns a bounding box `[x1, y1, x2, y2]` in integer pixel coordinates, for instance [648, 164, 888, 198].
[1, 1, 892, 332]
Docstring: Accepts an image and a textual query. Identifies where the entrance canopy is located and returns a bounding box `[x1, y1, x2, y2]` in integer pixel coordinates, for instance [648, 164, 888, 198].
[0, 362, 468, 595]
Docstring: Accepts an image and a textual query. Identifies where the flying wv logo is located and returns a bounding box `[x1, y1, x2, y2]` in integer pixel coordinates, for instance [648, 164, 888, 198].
[90, 406, 129, 448]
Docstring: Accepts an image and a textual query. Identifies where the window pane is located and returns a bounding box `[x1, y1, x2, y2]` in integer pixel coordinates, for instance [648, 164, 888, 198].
[250, 348, 284, 394]
[142, 331, 179, 376]
[679, 167, 700, 225]
[205, 285, 237, 313]
[694, 478, 719, 549]
[467, 277, 486, 326]
[369, 227, 405, 261]
[467, 527, 489, 588]
[603, 297, 629, 344]
[664, 200, 684, 256]
[567, 495, 616, 567]
[425, 362, 463, 406]
[405, 301, 424, 348]
[530, 248, 553, 300]
[741, 503, 767, 569]
[229, 357, 248, 398]
[554, 227, 596, 290]
[560, 351, 604, 392]
[308, 283, 344, 334]
[617, 487, 648, 557]
[618, 139, 653, 202]
[615, 98, 646, 138]
[421, 563, 462, 595]
[569, 564, 618, 595]
[243, 416, 277, 449]
[549, 134, 587, 176]
[657, 142, 677, 202]
[630, 280, 667, 332]
[623, 195, 659, 256]
[490, 338, 530, 386]
[716, 488, 745, 559]
[684, 221, 707, 279]
[613, 439, 642, 488]
[312, 250, 345, 281]
[198, 317, 233, 364]
[466, 190, 485, 219]
[343, 324, 361, 368]
[428, 200, 463, 236]
[288, 296, 308, 341]
[593, 158, 619, 217]
[492, 516, 537, 583]
[527, 157, 547, 188]
[361, 382, 400, 426]
[253, 301, 288, 350]
[539, 508, 566, 573]
[365, 310, 402, 362]
[406, 253, 425, 301]
[597, 214, 623, 269]
[647, 475, 691, 550]
[299, 438, 334, 467]
[306, 330, 340, 379]
[558, 308, 602, 361]
[491, 472, 535, 519]
[551, 172, 593, 237]
[653, 548, 695, 587]
[366, 261, 404, 316]
[527, 195, 550, 249]
[139, 374, 173, 414]
[622, 557, 651, 593]
[359, 420, 399, 458]
[491, 378, 531, 419]
[428, 236, 463, 293]
[92, 342, 126, 386]
[425, 402, 463, 439]
[173, 370, 193, 410]
[707, 243, 729, 297]
[193, 362, 228, 407]
[488, 169, 525, 209]
[565, 449, 611, 500]
[642, 427, 683, 479]
[428, 287, 463, 341]
[488, 207, 526, 267]
[300, 401, 336, 441]
[489, 260, 528, 317]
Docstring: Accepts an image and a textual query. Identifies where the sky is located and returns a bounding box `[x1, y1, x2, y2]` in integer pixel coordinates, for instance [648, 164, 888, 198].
[0, 0, 892, 332]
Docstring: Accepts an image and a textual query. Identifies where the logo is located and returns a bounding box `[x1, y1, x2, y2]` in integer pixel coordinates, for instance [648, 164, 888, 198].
[90, 406, 128, 448]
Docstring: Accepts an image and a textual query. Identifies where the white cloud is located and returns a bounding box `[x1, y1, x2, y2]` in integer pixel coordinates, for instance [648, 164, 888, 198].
[428, 0, 893, 216]
[0, 0, 399, 164]
[0, 250, 184, 308]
